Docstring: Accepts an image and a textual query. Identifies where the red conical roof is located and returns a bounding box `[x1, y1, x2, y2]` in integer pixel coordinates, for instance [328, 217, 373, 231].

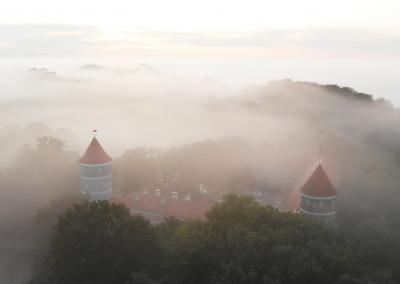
[300, 164, 337, 197]
[79, 137, 112, 164]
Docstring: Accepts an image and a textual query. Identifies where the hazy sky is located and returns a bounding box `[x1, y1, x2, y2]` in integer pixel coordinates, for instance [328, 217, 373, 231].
[1, 0, 400, 103]
[2, 0, 399, 30]
[1, 0, 399, 58]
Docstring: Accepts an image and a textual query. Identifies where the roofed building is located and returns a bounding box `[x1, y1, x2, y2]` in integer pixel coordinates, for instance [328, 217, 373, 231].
[79, 136, 113, 201]
[78, 133, 338, 224]
[113, 191, 215, 223]
[298, 164, 338, 224]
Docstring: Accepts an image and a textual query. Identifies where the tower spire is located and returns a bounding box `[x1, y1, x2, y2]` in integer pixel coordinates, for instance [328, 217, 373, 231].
[318, 146, 322, 165]
[317, 128, 325, 166]
[298, 163, 337, 225]
[92, 129, 98, 137]
[79, 133, 112, 201]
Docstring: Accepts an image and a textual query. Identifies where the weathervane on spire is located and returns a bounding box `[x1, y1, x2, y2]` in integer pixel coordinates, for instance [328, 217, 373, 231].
[317, 128, 325, 166]
[92, 129, 98, 137]
[318, 146, 322, 165]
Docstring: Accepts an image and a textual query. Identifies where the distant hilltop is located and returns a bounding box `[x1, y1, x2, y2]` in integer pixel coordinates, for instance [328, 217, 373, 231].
[29, 67, 58, 80]
[229, 79, 394, 112]
[279, 79, 374, 101]
[78, 63, 161, 75]
[79, 64, 105, 71]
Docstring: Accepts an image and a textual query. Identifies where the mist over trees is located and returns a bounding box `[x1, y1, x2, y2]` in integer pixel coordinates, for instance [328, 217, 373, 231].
[1, 78, 400, 282]
[0, 136, 79, 283]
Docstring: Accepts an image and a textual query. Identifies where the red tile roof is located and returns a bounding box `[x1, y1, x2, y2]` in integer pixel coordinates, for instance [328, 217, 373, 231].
[113, 194, 215, 221]
[127, 194, 165, 214]
[300, 165, 337, 198]
[164, 199, 214, 220]
[79, 137, 112, 164]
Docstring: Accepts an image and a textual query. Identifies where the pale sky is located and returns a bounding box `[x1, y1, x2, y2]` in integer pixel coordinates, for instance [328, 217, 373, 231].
[2, 0, 400, 30]
[0, 0, 399, 59]
[1, 0, 400, 104]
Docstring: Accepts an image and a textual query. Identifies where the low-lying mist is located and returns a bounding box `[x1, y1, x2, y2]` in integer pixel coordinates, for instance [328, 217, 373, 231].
[1, 64, 236, 158]
[1, 63, 400, 283]
[1, 63, 399, 208]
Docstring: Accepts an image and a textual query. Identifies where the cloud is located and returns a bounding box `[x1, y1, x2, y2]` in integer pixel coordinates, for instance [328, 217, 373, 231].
[28, 67, 85, 83]
[79, 62, 163, 76]
[132, 28, 400, 57]
[0, 24, 399, 59]
[0, 24, 98, 57]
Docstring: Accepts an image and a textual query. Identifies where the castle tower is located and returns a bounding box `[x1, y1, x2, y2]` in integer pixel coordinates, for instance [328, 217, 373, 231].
[299, 164, 337, 224]
[79, 135, 112, 201]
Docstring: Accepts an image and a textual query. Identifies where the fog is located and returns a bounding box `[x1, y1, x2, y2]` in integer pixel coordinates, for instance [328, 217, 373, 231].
[1, 62, 400, 283]
[1, 62, 399, 197]
[1, 60, 399, 156]
[1, 62, 399, 202]
[1, 63, 233, 158]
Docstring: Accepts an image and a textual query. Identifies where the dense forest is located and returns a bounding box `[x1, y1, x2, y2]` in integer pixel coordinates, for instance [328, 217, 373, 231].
[1, 80, 400, 283]
[29, 196, 400, 284]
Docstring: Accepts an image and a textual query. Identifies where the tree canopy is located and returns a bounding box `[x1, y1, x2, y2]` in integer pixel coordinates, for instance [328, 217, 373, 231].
[31, 201, 159, 284]
[30, 195, 399, 284]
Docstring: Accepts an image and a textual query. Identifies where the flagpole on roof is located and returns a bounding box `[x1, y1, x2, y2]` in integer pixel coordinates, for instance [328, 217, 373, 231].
[317, 128, 325, 166]
[318, 146, 322, 165]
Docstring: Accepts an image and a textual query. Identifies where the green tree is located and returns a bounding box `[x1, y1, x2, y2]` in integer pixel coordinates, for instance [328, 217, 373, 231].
[160, 195, 378, 284]
[39, 201, 160, 284]
[30, 195, 398, 284]
[31, 193, 84, 272]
